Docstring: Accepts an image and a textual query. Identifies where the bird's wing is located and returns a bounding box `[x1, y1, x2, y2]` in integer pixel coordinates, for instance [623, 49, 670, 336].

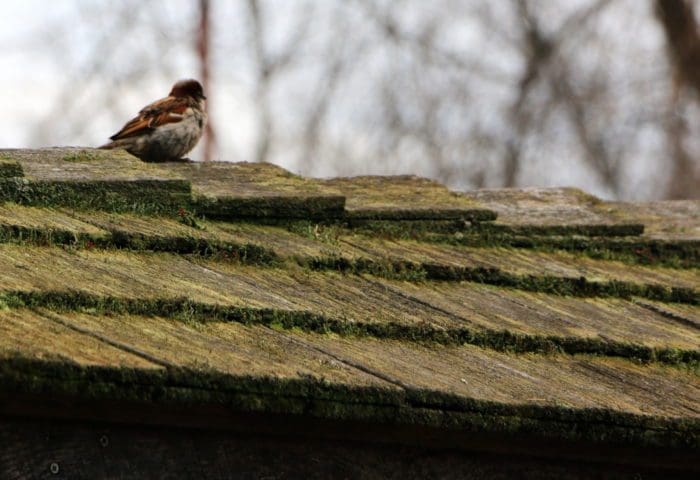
[109, 96, 189, 140]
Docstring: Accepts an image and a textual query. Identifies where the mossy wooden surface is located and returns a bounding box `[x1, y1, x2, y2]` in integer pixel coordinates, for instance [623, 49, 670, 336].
[0, 309, 157, 369]
[288, 332, 699, 418]
[0, 158, 23, 178]
[460, 187, 700, 240]
[0, 205, 695, 296]
[334, 235, 700, 291]
[0, 148, 698, 450]
[65, 209, 213, 240]
[0, 147, 191, 213]
[2, 148, 697, 234]
[0, 245, 462, 329]
[27, 309, 394, 390]
[632, 300, 699, 328]
[0, 311, 697, 448]
[0, 148, 184, 181]
[0, 204, 108, 237]
[374, 280, 700, 350]
[209, 220, 360, 259]
[4, 289, 697, 366]
[323, 175, 496, 220]
[605, 199, 700, 240]
[0, 244, 697, 355]
[0, 149, 347, 218]
[459, 188, 614, 225]
[165, 161, 346, 219]
[167, 161, 336, 198]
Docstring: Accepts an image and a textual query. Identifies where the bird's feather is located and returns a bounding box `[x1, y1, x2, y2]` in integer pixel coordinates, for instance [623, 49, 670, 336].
[109, 96, 189, 140]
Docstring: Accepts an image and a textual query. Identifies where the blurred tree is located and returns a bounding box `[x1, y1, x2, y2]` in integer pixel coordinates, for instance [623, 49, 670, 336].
[655, 0, 700, 199]
[18, 0, 699, 200]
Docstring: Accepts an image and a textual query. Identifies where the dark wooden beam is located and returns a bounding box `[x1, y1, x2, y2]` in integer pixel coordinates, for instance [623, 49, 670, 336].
[0, 393, 697, 478]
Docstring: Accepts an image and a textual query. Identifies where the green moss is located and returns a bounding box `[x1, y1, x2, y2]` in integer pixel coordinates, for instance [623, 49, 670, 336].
[0, 224, 84, 246]
[349, 219, 644, 239]
[473, 223, 645, 238]
[193, 195, 346, 221]
[305, 256, 698, 305]
[0, 354, 697, 448]
[422, 264, 698, 304]
[288, 218, 649, 247]
[0, 221, 278, 265]
[348, 219, 469, 238]
[339, 219, 695, 268]
[428, 232, 699, 269]
[345, 208, 497, 222]
[304, 256, 428, 282]
[2, 290, 698, 369]
[0, 158, 23, 178]
[285, 220, 693, 269]
[0, 178, 192, 214]
[106, 231, 278, 264]
[286, 221, 343, 245]
[175, 207, 204, 229]
[62, 150, 102, 162]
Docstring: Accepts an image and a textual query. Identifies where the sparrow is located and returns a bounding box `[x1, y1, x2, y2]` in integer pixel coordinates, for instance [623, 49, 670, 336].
[100, 79, 207, 162]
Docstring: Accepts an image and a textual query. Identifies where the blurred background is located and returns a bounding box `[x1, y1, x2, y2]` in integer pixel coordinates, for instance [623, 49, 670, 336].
[1, 0, 699, 200]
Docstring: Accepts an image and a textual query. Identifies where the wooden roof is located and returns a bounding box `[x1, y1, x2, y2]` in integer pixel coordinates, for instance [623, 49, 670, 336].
[0, 148, 698, 456]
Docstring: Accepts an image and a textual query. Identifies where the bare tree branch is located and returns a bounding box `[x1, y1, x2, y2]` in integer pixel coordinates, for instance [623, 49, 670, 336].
[505, 0, 618, 191]
[247, 0, 312, 164]
[299, 53, 346, 173]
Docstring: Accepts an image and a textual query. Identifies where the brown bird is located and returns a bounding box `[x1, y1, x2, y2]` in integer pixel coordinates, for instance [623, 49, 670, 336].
[100, 79, 207, 162]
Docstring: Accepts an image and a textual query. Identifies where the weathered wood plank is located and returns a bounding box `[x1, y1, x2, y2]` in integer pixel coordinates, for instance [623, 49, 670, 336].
[284, 330, 700, 418]
[0, 205, 695, 294]
[460, 187, 700, 240]
[0, 245, 697, 353]
[31, 310, 395, 390]
[0, 309, 159, 369]
[165, 161, 346, 219]
[0, 148, 183, 182]
[0, 322, 697, 448]
[323, 175, 496, 221]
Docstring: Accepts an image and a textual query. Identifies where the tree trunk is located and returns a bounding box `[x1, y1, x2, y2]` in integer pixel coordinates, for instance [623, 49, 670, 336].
[655, 0, 700, 199]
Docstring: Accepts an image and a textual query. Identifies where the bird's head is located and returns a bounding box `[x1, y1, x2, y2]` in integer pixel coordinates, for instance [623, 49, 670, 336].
[170, 79, 206, 100]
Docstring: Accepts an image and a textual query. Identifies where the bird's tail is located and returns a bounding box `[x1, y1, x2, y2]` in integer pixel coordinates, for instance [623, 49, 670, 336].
[98, 139, 128, 150]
